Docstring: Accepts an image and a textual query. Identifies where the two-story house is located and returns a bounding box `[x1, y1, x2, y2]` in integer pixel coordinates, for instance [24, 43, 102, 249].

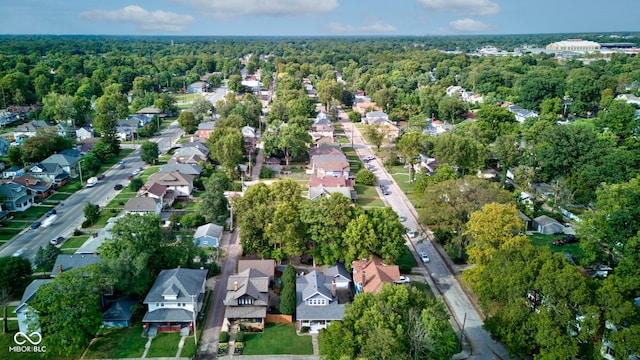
[13, 120, 50, 139]
[351, 255, 401, 294]
[0, 182, 34, 212]
[28, 162, 68, 185]
[145, 171, 195, 200]
[124, 197, 162, 215]
[137, 182, 174, 209]
[11, 174, 53, 199]
[309, 154, 350, 178]
[142, 268, 208, 334]
[224, 268, 270, 332]
[307, 176, 357, 202]
[43, 150, 82, 178]
[197, 121, 215, 139]
[296, 264, 351, 333]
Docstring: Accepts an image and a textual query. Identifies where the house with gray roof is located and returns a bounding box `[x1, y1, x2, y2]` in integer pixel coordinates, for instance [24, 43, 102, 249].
[158, 163, 202, 176]
[51, 254, 104, 276]
[325, 262, 352, 289]
[0, 182, 34, 212]
[15, 279, 53, 333]
[2, 165, 23, 179]
[13, 120, 50, 138]
[142, 268, 208, 333]
[28, 162, 68, 184]
[42, 151, 81, 178]
[507, 104, 539, 123]
[193, 223, 223, 248]
[177, 141, 210, 157]
[533, 215, 564, 235]
[237, 259, 276, 282]
[124, 197, 162, 215]
[224, 268, 270, 331]
[75, 215, 121, 254]
[76, 127, 94, 140]
[103, 299, 138, 328]
[296, 268, 349, 333]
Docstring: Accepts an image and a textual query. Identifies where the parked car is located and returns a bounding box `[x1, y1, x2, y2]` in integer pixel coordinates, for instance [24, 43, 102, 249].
[50, 236, 64, 245]
[379, 184, 389, 195]
[46, 209, 56, 217]
[12, 248, 25, 257]
[30, 221, 42, 230]
[114, 184, 123, 190]
[563, 234, 578, 243]
[395, 275, 411, 284]
[420, 252, 430, 263]
[98, 174, 106, 180]
[407, 230, 419, 239]
[399, 216, 407, 222]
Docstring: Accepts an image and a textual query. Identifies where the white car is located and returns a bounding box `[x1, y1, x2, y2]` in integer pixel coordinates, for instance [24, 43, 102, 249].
[407, 230, 419, 238]
[395, 275, 411, 284]
[420, 252, 430, 263]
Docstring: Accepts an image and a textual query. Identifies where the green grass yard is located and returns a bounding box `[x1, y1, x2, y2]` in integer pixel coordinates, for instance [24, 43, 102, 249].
[146, 332, 181, 358]
[84, 323, 147, 359]
[529, 233, 583, 260]
[243, 323, 313, 356]
[356, 198, 385, 207]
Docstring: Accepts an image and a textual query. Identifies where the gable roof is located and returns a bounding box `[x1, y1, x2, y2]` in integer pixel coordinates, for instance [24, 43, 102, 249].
[533, 215, 562, 226]
[147, 171, 195, 187]
[194, 223, 223, 240]
[308, 185, 355, 201]
[11, 174, 51, 190]
[51, 254, 103, 276]
[15, 279, 53, 313]
[137, 107, 163, 114]
[237, 259, 276, 281]
[351, 255, 400, 294]
[103, 299, 138, 321]
[300, 270, 332, 302]
[43, 153, 80, 167]
[124, 197, 159, 212]
[325, 262, 351, 283]
[138, 183, 167, 198]
[158, 163, 203, 175]
[0, 182, 28, 197]
[198, 121, 215, 130]
[224, 268, 269, 306]
[309, 146, 344, 158]
[29, 162, 64, 174]
[308, 176, 352, 188]
[143, 268, 208, 304]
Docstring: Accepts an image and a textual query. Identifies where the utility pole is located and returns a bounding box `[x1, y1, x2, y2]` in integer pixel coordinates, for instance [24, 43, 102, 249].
[192, 294, 197, 347]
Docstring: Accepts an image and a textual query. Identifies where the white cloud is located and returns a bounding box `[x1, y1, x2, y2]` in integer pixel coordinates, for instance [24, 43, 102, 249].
[448, 18, 496, 33]
[328, 20, 396, 34]
[418, 0, 500, 16]
[80, 5, 195, 32]
[172, 0, 339, 18]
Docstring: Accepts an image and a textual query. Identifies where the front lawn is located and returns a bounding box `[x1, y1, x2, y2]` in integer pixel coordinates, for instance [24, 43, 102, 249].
[47, 193, 71, 201]
[354, 184, 379, 197]
[84, 323, 147, 359]
[243, 323, 313, 356]
[9, 206, 49, 220]
[146, 332, 181, 358]
[0, 229, 21, 241]
[60, 235, 91, 251]
[356, 198, 385, 207]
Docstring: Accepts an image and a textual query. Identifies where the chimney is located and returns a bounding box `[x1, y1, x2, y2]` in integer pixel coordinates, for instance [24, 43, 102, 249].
[331, 280, 337, 298]
[57, 264, 63, 274]
[361, 270, 366, 288]
[234, 281, 238, 291]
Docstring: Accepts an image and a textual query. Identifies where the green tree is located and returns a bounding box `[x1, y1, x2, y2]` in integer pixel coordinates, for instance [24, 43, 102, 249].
[94, 83, 129, 134]
[7, 147, 23, 167]
[41, 92, 74, 122]
[279, 264, 296, 315]
[343, 207, 406, 265]
[492, 133, 520, 185]
[228, 74, 243, 92]
[300, 194, 355, 265]
[417, 176, 512, 259]
[414, 163, 458, 194]
[262, 123, 311, 168]
[432, 133, 486, 175]
[33, 244, 62, 273]
[129, 177, 144, 192]
[191, 96, 214, 120]
[178, 110, 199, 134]
[198, 171, 229, 222]
[29, 266, 104, 356]
[475, 105, 518, 144]
[0, 256, 32, 297]
[397, 131, 429, 182]
[83, 202, 100, 226]
[317, 78, 342, 110]
[140, 140, 159, 165]
[437, 96, 469, 124]
[319, 284, 457, 360]
[355, 168, 376, 186]
[206, 126, 245, 177]
[362, 124, 385, 151]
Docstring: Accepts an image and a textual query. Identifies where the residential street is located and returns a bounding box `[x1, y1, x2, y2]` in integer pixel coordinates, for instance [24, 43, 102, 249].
[338, 109, 512, 360]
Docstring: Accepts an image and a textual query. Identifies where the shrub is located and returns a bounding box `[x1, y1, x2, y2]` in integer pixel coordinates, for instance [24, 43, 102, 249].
[73, 229, 83, 236]
[235, 331, 245, 342]
[208, 262, 221, 276]
[259, 166, 275, 179]
[173, 202, 184, 209]
[301, 326, 310, 333]
[355, 168, 376, 186]
[219, 331, 230, 343]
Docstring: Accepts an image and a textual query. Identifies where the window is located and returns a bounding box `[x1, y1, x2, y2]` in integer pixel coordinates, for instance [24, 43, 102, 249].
[307, 298, 326, 306]
[238, 298, 253, 305]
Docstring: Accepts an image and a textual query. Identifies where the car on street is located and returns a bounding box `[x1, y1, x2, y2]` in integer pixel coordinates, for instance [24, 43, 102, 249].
[379, 184, 389, 195]
[46, 209, 56, 217]
[399, 216, 407, 222]
[12, 248, 25, 257]
[407, 230, 419, 238]
[394, 275, 411, 284]
[30, 221, 42, 229]
[50, 236, 64, 245]
[114, 184, 123, 190]
[420, 252, 430, 263]
[132, 169, 140, 176]
[98, 174, 106, 180]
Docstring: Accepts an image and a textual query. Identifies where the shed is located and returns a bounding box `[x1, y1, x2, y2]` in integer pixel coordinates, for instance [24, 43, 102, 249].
[533, 215, 563, 235]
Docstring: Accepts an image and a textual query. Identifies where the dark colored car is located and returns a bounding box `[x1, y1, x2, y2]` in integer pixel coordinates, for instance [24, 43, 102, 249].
[114, 184, 123, 190]
[30, 221, 42, 229]
[46, 209, 56, 217]
[563, 234, 578, 243]
[98, 174, 106, 180]
[379, 184, 389, 195]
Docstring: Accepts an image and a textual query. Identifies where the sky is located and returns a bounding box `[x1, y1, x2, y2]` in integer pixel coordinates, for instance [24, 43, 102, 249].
[1, 0, 638, 37]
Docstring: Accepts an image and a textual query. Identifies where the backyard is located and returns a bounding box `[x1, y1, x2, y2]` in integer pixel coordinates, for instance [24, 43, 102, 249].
[243, 323, 313, 356]
[529, 233, 583, 260]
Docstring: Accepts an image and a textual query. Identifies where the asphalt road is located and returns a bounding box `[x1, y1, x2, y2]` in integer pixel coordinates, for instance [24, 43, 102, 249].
[0, 120, 187, 262]
[338, 108, 512, 360]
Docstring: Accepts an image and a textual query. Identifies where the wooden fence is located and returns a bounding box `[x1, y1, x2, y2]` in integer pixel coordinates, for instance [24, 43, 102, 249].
[265, 314, 293, 324]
